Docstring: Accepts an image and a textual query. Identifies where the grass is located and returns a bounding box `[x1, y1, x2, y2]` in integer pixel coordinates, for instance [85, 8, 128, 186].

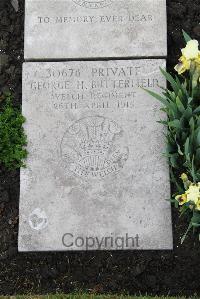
[1, 295, 199, 299]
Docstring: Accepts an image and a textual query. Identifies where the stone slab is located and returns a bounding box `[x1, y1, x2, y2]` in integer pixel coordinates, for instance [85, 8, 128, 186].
[24, 0, 167, 60]
[19, 59, 173, 251]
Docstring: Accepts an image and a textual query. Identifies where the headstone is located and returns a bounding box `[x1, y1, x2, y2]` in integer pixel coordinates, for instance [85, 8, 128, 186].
[19, 59, 173, 251]
[24, 0, 167, 60]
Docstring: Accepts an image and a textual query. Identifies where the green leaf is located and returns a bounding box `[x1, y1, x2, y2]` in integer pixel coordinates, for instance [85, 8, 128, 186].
[188, 97, 193, 104]
[191, 156, 196, 182]
[180, 204, 189, 216]
[191, 211, 200, 225]
[183, 106, 193, 119]
[175, 76, 189, 101]
[170, 153, 179, 168]
[193, 106, 200, 114]
[196, 129, 200, 146]
[142, 88, 170, 107]
[176, 96, 185, 113]
[177, 144, 183, 156]
[195, 148, 200, 162]
[184, 137, 190, 157]
[168, 119, 181, 129]
[181, 222, 192, 244]
[189, 117, 195, 133]
[160, 68, 179, 95]
[157, 120, 168, 126]
[182, 30, 192, 43]
[192, 223, 200, 228]
[166, 90, 176, 101]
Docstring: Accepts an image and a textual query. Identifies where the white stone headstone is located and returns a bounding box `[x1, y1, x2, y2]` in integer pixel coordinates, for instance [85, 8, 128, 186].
[24, 0, 167, 60]
[19, 59, 173, 251]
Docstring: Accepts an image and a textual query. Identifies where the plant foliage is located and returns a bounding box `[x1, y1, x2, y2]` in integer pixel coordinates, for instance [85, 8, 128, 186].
[0, 93, 27, 169]
[145, 32, 200, 242]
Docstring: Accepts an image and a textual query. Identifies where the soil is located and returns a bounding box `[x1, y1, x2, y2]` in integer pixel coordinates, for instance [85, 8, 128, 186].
[0, 0, 200, 296]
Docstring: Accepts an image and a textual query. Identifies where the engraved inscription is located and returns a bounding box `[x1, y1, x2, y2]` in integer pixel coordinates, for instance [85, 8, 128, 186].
[27, 65, 160, 111]
[37, 15, 153, 25]
[61, 116, 129, 179]
[72, 0, 113, 9]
